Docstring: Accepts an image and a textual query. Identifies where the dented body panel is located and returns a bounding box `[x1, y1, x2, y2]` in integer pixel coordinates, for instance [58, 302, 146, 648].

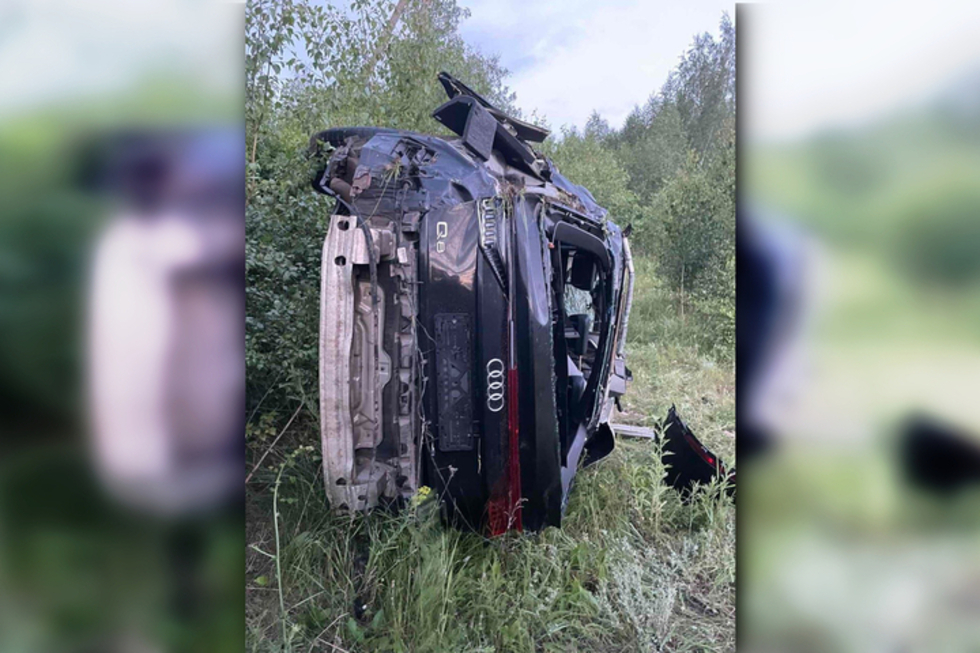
[311, 73, 633, 532]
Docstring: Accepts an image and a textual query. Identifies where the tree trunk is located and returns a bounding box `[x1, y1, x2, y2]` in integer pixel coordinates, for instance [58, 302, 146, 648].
[362, 0, 413, 83]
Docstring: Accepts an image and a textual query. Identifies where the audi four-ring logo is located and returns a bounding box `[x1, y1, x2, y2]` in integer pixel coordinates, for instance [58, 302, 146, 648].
[486, 358, 505, 412]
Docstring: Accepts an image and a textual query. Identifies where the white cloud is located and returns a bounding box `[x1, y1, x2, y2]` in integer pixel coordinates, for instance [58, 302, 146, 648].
[459, 0, 734, 132]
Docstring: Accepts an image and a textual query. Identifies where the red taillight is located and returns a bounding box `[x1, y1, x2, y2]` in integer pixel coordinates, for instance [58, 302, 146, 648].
[506, 367, 523, 532]
[487, 499, 508, 536]
[684, 431, 723, 472]
[486, 366, 523, 536]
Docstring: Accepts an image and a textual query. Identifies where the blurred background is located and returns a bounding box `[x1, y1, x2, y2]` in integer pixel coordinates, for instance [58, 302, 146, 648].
[0, 1, 243, 652]
[5, 0, 980, 649]
[740, 1, 980, 650]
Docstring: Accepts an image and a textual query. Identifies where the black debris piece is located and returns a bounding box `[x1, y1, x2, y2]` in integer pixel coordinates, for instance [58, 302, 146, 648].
[659, 405, 735, 498]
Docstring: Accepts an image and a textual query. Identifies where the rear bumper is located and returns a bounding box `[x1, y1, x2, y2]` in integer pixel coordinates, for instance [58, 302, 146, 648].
[319, 214, 418, 510]
[319, 214, 361, 509]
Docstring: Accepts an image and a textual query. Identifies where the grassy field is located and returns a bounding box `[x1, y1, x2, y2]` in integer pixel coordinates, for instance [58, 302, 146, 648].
[245, 255, 735, 652]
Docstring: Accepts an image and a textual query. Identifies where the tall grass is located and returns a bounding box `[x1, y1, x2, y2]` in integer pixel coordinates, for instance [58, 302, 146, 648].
[246, 254, 735, 653]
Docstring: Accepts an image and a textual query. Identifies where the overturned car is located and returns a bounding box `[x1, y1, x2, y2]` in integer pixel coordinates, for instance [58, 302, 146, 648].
[310, 73, 634, 533]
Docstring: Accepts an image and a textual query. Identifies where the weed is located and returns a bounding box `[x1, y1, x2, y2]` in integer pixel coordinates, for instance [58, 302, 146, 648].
[246, 255, 735, 652]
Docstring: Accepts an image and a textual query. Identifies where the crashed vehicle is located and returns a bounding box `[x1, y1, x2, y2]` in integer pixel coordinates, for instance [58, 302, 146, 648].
[309, 73, 634, 533]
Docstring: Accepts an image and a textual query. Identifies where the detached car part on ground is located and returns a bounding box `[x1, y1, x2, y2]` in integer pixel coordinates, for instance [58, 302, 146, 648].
[310, 73, 635, 533]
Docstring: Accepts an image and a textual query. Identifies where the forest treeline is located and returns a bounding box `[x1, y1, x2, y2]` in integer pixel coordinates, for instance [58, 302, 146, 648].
[246, 0, 735, 419]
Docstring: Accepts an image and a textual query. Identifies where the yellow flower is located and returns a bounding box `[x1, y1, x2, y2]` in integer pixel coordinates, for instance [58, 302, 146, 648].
[410, 485, 432, 507]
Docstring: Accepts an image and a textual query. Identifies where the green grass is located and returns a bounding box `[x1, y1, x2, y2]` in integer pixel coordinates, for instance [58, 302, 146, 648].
[245, 255, 735, 652]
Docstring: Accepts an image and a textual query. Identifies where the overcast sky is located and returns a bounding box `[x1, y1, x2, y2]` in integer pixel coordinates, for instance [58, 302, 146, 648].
[743, 0, 980, 142]
[5, 0, 980, 143]
[458, 0, 733, 133]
